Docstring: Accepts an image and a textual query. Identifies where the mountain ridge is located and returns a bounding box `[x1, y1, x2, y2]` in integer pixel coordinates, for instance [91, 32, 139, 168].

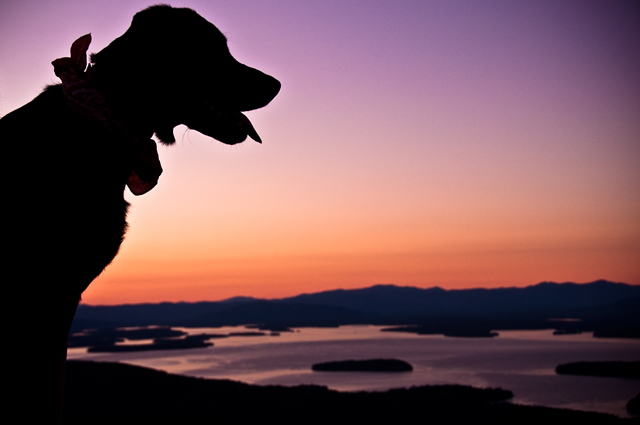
[71, 280, 640, 336]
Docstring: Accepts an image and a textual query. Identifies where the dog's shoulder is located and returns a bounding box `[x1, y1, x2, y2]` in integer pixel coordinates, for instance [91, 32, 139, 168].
[1, 84, 87, 148]
[1, 85, 69, 183]
[1, 84, 64, 122]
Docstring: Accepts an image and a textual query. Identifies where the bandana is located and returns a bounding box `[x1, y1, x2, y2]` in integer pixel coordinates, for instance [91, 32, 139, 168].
[52, 34, 162, 195]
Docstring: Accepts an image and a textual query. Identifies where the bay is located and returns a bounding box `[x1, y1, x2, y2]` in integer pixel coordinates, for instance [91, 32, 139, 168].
[67, 326, 640, 418]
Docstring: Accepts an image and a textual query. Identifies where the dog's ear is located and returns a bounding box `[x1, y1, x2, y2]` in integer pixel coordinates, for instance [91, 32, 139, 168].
[89, 18, 184, 144]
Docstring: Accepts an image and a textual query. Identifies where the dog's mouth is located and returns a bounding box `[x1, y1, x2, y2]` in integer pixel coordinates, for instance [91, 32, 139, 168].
[177, 67, 280, 146]
[182, 100, 263, 145]
[152, 63, 280, 146]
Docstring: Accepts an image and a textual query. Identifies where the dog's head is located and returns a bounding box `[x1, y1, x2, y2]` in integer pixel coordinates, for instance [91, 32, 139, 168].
[90, 5, 280, 145]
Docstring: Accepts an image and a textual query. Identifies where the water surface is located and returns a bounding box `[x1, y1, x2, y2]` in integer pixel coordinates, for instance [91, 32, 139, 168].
[68, 326, 640, 417]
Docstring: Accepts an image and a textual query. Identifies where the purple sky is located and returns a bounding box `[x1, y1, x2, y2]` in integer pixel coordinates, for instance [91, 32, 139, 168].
[1, 1, 639, 303]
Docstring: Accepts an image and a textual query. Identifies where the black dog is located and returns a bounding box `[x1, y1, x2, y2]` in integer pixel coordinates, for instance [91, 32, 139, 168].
[1, 5, 279, 422]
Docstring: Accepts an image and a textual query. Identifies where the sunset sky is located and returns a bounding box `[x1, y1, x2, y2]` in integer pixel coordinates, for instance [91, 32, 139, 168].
[1, 0, 639, 304]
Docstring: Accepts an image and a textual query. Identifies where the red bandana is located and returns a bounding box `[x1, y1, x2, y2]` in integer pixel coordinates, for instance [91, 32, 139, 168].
[52, 34, 162, 196]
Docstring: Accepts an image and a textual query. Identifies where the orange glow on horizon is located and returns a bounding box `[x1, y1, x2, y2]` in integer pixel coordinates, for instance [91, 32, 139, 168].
[83, 236, 640, 305]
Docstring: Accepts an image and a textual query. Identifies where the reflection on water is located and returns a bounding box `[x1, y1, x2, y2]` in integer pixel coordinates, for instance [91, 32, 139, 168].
[67, 326, 639, 418]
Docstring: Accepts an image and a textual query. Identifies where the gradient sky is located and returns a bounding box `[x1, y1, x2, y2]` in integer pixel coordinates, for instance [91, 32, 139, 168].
[1, 0, 639, 304]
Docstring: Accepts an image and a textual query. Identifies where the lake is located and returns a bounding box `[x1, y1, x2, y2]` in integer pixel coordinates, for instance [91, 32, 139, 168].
[67, 326, 640, 418]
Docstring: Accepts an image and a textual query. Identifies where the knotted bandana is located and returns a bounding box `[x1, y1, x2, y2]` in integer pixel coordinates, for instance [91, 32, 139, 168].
[52, 34, 162, 195]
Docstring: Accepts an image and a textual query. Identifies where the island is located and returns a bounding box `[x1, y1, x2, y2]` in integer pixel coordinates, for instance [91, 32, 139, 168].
[555, 361, 640, 380]
[68, 326, 187, 348]
[381, 325, 499, 338]
[69, 326, 281, 352]
[88, 334, 215, 352]
[312, 359, 413, 372]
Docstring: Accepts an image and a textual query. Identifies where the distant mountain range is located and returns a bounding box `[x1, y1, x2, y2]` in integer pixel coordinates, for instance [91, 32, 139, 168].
[72, 280, 640, 337]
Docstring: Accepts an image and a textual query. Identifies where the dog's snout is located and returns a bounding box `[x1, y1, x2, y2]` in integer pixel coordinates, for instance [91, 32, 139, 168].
[244, 74, 280, 111]
[230, 64, 280, 112]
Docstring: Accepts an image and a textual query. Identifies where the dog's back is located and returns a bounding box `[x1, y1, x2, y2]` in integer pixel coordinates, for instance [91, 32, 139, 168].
[3, 84, 131, 421]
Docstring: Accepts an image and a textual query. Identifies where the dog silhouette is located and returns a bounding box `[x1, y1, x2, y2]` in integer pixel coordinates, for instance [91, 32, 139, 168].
[0, 5, 279, 422]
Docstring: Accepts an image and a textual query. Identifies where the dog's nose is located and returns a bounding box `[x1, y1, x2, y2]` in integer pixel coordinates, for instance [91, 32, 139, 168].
[257, 74, 281, 109]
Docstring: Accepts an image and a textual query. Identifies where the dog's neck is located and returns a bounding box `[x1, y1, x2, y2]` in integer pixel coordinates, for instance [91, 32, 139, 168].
[87, 65, 155, 141]
[89, 63, 179, 144]
[62, 64, 162, 195]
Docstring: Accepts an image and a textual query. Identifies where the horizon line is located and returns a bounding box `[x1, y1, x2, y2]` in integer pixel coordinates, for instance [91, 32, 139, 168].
[78, 278, 631, 307]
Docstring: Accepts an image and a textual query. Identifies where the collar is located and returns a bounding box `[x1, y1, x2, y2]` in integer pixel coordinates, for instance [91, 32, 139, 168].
[52, 34, 162, 196]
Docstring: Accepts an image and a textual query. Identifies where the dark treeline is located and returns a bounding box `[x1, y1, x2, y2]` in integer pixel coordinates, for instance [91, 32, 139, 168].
[63, 361, 626, 424]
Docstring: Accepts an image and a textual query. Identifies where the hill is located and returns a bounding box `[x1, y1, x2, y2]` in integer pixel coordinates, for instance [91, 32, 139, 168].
[72, 280, 640, 337]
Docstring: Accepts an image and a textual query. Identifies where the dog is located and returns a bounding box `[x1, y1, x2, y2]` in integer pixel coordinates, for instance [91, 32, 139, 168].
[0, 5, 279, 422]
